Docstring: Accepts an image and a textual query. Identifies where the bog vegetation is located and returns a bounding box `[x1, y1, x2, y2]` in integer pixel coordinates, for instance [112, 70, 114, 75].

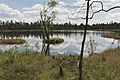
[0, 0, 120, 80]
[0, 39, 26, 45]
[44, 38, 64, 44]
[0, 48, 120, 80]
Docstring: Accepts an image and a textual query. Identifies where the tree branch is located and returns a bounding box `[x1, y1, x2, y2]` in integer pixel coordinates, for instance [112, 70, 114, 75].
[68, 1, 120, 20]
[89, 6, 120, 19]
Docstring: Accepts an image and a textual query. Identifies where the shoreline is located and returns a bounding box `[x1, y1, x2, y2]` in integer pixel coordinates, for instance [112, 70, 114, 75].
[101, 33, 120, 40]
[0, 29, 120, 32]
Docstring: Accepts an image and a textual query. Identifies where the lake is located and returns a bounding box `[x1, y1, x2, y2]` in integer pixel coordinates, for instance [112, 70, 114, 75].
[0, 30, 119, 56]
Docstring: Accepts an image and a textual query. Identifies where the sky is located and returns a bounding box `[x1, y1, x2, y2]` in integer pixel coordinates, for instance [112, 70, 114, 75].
[0, 0, 120, 24]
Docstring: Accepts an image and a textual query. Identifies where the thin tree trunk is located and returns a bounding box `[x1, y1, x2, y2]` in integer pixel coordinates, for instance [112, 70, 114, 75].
[44, 26, 49, 40]
[41, 28, 45, 40]
[78, 0, 90, 80]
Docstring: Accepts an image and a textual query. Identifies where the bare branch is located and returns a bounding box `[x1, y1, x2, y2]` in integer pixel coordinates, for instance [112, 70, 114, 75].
[65, 5, 86, 8]
[68, 1, 120, 20]
[67, 3, 86, 20]
[89, 1, 103, 9]
[89, 6, 120, 19]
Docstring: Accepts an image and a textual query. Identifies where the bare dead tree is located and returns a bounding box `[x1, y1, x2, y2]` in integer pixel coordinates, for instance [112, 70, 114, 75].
[78, 0, 90, 80]
[89, 1, 120, 19]
[67, 0, 120, 80]
[68, 1, 120, 20]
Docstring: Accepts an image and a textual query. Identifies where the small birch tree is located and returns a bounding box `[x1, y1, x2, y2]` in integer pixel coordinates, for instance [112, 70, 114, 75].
[40, 1, 58, 40]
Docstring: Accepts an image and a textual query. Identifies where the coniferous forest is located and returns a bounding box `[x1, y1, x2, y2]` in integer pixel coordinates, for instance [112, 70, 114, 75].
[0, 20, 120, 30]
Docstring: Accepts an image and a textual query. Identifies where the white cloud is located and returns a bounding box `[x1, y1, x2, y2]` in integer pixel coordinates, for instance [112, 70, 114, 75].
[23, 10, 39, 18]
[0, 3, 12, 12]
[0, 3, 23, 18]
[108, 13, 120, 18]
[74, 0, 85, 6]
[22, 1, 71, 23]
[23, 4, 43, 11]
[59, 1, 67, 6]
[10, 9, 23, 17]
[0, 0, 120, 24]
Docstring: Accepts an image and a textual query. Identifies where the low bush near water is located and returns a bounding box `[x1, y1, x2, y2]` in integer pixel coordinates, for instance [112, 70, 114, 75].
[43, 38, 64, 44]
[0, 39, 26, 45]
[101, 32, 120, 40]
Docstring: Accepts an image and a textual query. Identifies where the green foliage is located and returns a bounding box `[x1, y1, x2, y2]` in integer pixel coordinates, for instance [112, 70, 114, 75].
[44, 38, 64, 44]
[0, 48, 120, 80]
[0, 20, 120, 30]
[40, 1, 58, 40]
[0, 52, 78, 80]
[86, 36, 97, 56]
[0, 39, 26, 45]
[48, 1, 58, 8]
[83, 48, 120, 80]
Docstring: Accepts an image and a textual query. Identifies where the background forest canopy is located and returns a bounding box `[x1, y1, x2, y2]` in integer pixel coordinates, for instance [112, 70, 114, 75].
[0, 20, 120, 30]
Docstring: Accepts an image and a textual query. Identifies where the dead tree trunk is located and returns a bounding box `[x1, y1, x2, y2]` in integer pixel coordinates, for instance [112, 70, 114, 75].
[78, 0, 90, 80]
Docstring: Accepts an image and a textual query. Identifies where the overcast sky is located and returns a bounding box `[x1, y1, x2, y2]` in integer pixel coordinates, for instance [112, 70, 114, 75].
[0, 0, 120, 24]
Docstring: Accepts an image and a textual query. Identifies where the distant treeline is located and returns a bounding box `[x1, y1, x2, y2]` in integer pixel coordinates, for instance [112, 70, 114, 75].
[0, 20, 120, 30]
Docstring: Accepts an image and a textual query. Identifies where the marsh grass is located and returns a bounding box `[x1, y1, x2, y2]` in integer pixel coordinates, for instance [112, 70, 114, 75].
[0, 39, 26, 45]
[101, 32, 120, 40]
[43, 38, 64, 44]
[0, 48, 120, 80]
[83, 48, 120, 80]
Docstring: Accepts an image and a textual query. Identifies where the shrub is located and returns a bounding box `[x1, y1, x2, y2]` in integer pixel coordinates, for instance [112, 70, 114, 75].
[43, 38, 64, 44]
[0, 39, 26, 45]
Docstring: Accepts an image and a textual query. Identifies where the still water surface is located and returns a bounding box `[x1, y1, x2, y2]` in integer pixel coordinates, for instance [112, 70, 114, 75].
[0, 30, 119, 56]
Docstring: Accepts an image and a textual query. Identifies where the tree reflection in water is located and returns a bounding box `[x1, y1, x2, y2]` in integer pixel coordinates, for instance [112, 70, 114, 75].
[41, 43, 50, 55]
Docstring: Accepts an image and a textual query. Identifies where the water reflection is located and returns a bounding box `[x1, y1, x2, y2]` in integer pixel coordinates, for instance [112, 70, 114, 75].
[41, 43, 50, 55]
[0, 30, 105, 39]
[0, 30, 119, 56]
